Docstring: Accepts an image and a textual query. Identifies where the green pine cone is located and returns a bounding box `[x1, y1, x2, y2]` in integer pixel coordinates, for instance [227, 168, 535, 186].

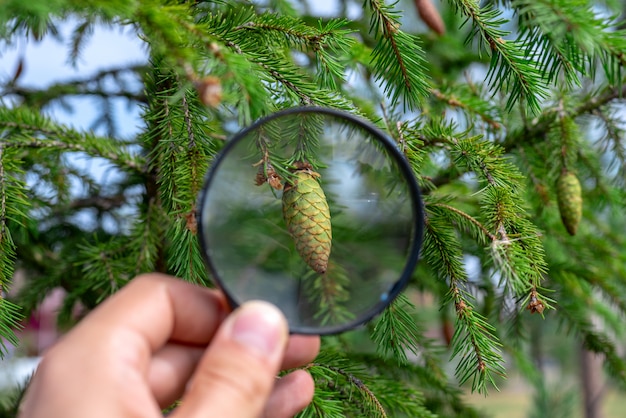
[556, 170, 582, 236]
[282, 170, 332, 274]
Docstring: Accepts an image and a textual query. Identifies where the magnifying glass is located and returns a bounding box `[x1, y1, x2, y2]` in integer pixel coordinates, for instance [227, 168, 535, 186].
[197, 107, 423, 335]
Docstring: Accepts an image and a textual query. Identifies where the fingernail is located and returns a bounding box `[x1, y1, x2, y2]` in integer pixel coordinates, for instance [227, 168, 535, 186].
[229, 301, 287, 358]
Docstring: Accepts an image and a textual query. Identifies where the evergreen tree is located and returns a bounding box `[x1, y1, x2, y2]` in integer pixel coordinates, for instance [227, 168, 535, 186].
[2, 0, 626, 416]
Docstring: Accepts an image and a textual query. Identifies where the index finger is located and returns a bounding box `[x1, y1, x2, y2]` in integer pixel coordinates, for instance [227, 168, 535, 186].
[70, 273, 229, 354]
[63, 273, 319, 373]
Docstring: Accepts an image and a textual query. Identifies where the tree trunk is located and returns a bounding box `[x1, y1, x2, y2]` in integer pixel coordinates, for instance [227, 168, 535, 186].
[580, 344, 604, 418]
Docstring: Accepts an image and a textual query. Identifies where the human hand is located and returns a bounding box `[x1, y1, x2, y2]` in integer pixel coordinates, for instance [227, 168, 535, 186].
[18, 273, 320, 418]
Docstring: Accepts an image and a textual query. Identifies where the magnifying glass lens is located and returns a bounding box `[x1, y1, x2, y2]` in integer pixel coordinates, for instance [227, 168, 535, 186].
[198, 108, 422, 334]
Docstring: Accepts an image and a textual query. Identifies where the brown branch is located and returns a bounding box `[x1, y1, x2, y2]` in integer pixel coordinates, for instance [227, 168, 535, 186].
[574, 83, 626, 115]
[7, 85, 146, 104]
[44, 194, 128, 221]
[68, 194, 126, 211]
[3, 64, 148, 107]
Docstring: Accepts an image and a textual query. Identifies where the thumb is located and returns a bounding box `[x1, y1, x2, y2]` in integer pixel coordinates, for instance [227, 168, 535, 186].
[172, 301, 289, 418]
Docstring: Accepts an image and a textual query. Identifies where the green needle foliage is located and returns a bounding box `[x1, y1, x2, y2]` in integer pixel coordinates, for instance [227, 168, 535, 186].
[2, 0, 626, 416]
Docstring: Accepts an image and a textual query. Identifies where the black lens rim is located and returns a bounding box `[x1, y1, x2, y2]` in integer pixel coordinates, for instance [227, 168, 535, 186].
[197, 106, 424, 335]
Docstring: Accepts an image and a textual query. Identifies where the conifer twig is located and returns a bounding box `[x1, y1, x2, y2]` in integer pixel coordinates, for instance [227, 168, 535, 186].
[429, 202, 496, 241]
[308, 363, 387, 417]
[364, 0, 429, 109]
[3, 64, 147, 106]
[424, 214, 506, 393]
[451, 0, 546, 112]
[0, 142, 24, 358]
[430, 88, 502, 129]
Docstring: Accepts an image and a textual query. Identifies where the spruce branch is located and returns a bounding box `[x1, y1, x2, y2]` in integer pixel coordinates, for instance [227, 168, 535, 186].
[142, 68, 212, 284]
[68, 17, 94, 66]
[135, 1, 199, 64]
[306, 362, 388, 417]
[449, 0, 547, 112]
[1, 0, 137, 43]
[0, 297, 22, 359]
[258, 61, 314, 105]
[427, 201, 496, 243]
[196, 8, 358, 112]
[75, 238, 134, 301]
[430, 87, 502, 129]
[519, 0, 626, 88]
[449, 135, 549, 301]
[131, 196, 166, 275]
[5, 138, 142, 173]
[550, 105, 581, 170]
[380, 112, 432, 187]
[301, 346, 439, 416]
[584, 276, 626, 333]
[549, 227, 626, 329]
[0, 107, 144, 173]
[514, 0, 598, 86]
[575, 83, 626, 115]
[233, 13, 353, 90]
[181, 94, 200, 199]
[349, 353, 481, 417]
[324, 364, 387, 417]
[297, 387, 344, 417]
[448, 284, 506, 393]
[370, 293, 431, 365]
[423, 211, 506, 393]
[251, 55, 353, 109]
[410, 117, 551, 308]
[363, 0, 430, 110]
[138, 65, 175, 274]
[147, 6, 270, 121]
[515, 0, 626, 87]
[420, 123, 550, 386]
[0, 144, 27, 358]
